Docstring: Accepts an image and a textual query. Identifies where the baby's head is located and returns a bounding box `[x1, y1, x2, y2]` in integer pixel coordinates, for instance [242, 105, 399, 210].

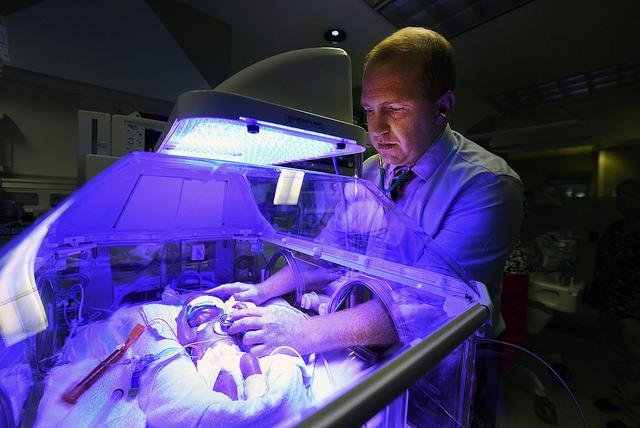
[176, 293, 253, 354]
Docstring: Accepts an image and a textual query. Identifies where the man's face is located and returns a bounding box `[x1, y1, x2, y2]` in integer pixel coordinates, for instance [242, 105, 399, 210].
[361, 58, 440, 165]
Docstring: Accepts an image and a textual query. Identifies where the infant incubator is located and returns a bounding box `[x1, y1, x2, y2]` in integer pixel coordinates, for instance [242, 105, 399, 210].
[0, 48, 494, 427]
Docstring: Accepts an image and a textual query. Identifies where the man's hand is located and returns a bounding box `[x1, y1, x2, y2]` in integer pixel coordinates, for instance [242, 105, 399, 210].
[227, 306, 310, 357]
[207, 282, 271, 306]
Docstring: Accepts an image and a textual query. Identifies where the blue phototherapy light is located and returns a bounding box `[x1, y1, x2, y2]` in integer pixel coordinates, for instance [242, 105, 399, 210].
[157, 117, 364, 165]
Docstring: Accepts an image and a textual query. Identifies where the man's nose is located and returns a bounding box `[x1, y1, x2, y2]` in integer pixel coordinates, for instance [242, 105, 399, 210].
[367, 113, 389, 137]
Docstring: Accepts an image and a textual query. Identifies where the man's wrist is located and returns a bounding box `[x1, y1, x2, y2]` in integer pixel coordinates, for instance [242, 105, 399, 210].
[256, 283, 274, 304]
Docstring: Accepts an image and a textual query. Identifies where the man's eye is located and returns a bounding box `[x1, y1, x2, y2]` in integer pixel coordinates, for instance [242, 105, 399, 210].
[388, 106, 404, 112]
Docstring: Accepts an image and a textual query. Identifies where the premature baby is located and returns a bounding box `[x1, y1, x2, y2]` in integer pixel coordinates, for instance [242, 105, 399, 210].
[175, 294, 268, 400]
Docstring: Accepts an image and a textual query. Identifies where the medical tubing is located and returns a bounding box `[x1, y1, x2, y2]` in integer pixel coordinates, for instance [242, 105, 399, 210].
[140, 348, 188, 411]
[271, 345, 304, 359]
[266, 346, 316, 391]
[265, 345, 306, 376]
[477, 337, 587, 428]
[263, 249, 305, 306]
[173, 269, 216, 291]
[74, 283, 85, 323]
[62, 302, 72, 328]
[319, 352, 335, 388]
[327, 276, 395, 323]
[353, 152, 364, 178]
[332, 156, 341, 175]
[419, 388, 466, 428]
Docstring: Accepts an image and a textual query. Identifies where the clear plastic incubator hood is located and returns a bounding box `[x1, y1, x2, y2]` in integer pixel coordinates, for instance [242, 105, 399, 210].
[0, 48, 493, 428]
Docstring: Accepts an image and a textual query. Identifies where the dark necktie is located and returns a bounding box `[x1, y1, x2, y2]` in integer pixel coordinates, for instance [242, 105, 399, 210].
[389, 167, 415, 202]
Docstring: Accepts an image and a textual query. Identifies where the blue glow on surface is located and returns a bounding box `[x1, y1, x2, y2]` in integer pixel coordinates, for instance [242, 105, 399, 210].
[0, 201, 71, 345]
[157, 117, 363, 165]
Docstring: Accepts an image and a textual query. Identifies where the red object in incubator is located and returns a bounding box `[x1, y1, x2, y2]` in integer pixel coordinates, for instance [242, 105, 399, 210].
[240, 353, 262, 378]
[213, 371, 238, 400]
[240, 353, 268, 399]
[62, 324, 145, 404]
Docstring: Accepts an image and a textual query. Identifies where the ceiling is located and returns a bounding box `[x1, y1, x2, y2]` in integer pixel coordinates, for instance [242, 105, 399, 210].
[5, 0, 640, 157]
[182, 0, 640, 158]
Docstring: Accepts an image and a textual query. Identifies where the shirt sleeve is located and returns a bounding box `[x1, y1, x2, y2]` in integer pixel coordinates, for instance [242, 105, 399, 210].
[430, 173, 523, 311]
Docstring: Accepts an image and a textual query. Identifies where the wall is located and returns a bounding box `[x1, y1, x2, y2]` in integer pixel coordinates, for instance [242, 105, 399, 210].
[0, 0, 230, 179]
[0, 68, 173, 178]
[4, 0, 212, 101]
[508, 150, 631, 329]
[597, 145, 640, 196]
[510, 152, 597, 193]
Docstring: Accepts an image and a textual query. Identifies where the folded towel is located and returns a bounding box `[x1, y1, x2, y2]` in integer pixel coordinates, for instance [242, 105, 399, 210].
[34, 359, 145, 428]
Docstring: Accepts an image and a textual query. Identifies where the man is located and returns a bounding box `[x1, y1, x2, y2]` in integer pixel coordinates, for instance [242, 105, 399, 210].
[215, 27, 522, 355]
[361, 27, 522, 427]
[360, 27, 523, 331]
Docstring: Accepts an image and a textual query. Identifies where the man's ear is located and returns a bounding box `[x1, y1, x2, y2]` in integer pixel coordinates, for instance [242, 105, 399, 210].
[437, 91, 455, 116]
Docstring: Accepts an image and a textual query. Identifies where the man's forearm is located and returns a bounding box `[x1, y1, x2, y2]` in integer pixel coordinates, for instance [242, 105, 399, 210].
[300, 299, 398, 354]
[262, 264, 338, 299]
[261, 265, 296, 300]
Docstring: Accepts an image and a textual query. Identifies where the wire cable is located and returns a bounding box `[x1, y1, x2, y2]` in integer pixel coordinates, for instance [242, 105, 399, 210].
[415, 386, 466, 428]
[269, 345, 304, 361]
[332, 157, 341, 175]
[74, 283, 85, 324]
[62, 301, 71, 329]
[478, 337, 587, 428]
[319, 352, 335, 388]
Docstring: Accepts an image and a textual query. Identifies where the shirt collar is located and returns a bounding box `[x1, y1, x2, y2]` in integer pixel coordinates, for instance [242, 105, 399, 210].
[383, 124, 457, 183]
[412, 124, 457, 182]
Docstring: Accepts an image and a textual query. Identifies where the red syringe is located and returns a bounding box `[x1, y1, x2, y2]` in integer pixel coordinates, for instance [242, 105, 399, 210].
[62, 323, 145, 405]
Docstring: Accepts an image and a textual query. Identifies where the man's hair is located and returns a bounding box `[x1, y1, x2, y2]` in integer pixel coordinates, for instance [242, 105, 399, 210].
[364, 27, 456, 102]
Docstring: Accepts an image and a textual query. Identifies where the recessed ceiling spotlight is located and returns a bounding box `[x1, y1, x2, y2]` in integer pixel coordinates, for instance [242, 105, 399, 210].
[324, 28, 346, 43]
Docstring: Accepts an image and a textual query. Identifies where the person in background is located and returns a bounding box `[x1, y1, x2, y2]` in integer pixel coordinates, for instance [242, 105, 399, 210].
[589, 178, 640, 428]
[499, 239, 530, 372]
[213, 27, 523, 426]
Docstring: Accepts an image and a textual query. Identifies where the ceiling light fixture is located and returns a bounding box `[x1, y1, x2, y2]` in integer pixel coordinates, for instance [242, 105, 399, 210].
[324, 28, 346, 43]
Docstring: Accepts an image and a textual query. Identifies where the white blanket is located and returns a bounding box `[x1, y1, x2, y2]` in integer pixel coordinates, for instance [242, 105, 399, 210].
[35, 302, 311, 427]
[34, 358, 146, 428]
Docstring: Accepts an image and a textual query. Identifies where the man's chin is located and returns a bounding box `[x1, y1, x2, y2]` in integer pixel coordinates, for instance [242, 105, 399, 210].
[378, 153, 401, 165]
[375, 148, 394, 161]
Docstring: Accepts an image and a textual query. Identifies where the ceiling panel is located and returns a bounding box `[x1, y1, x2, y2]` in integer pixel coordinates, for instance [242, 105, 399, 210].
[373, 0, 533, 39]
